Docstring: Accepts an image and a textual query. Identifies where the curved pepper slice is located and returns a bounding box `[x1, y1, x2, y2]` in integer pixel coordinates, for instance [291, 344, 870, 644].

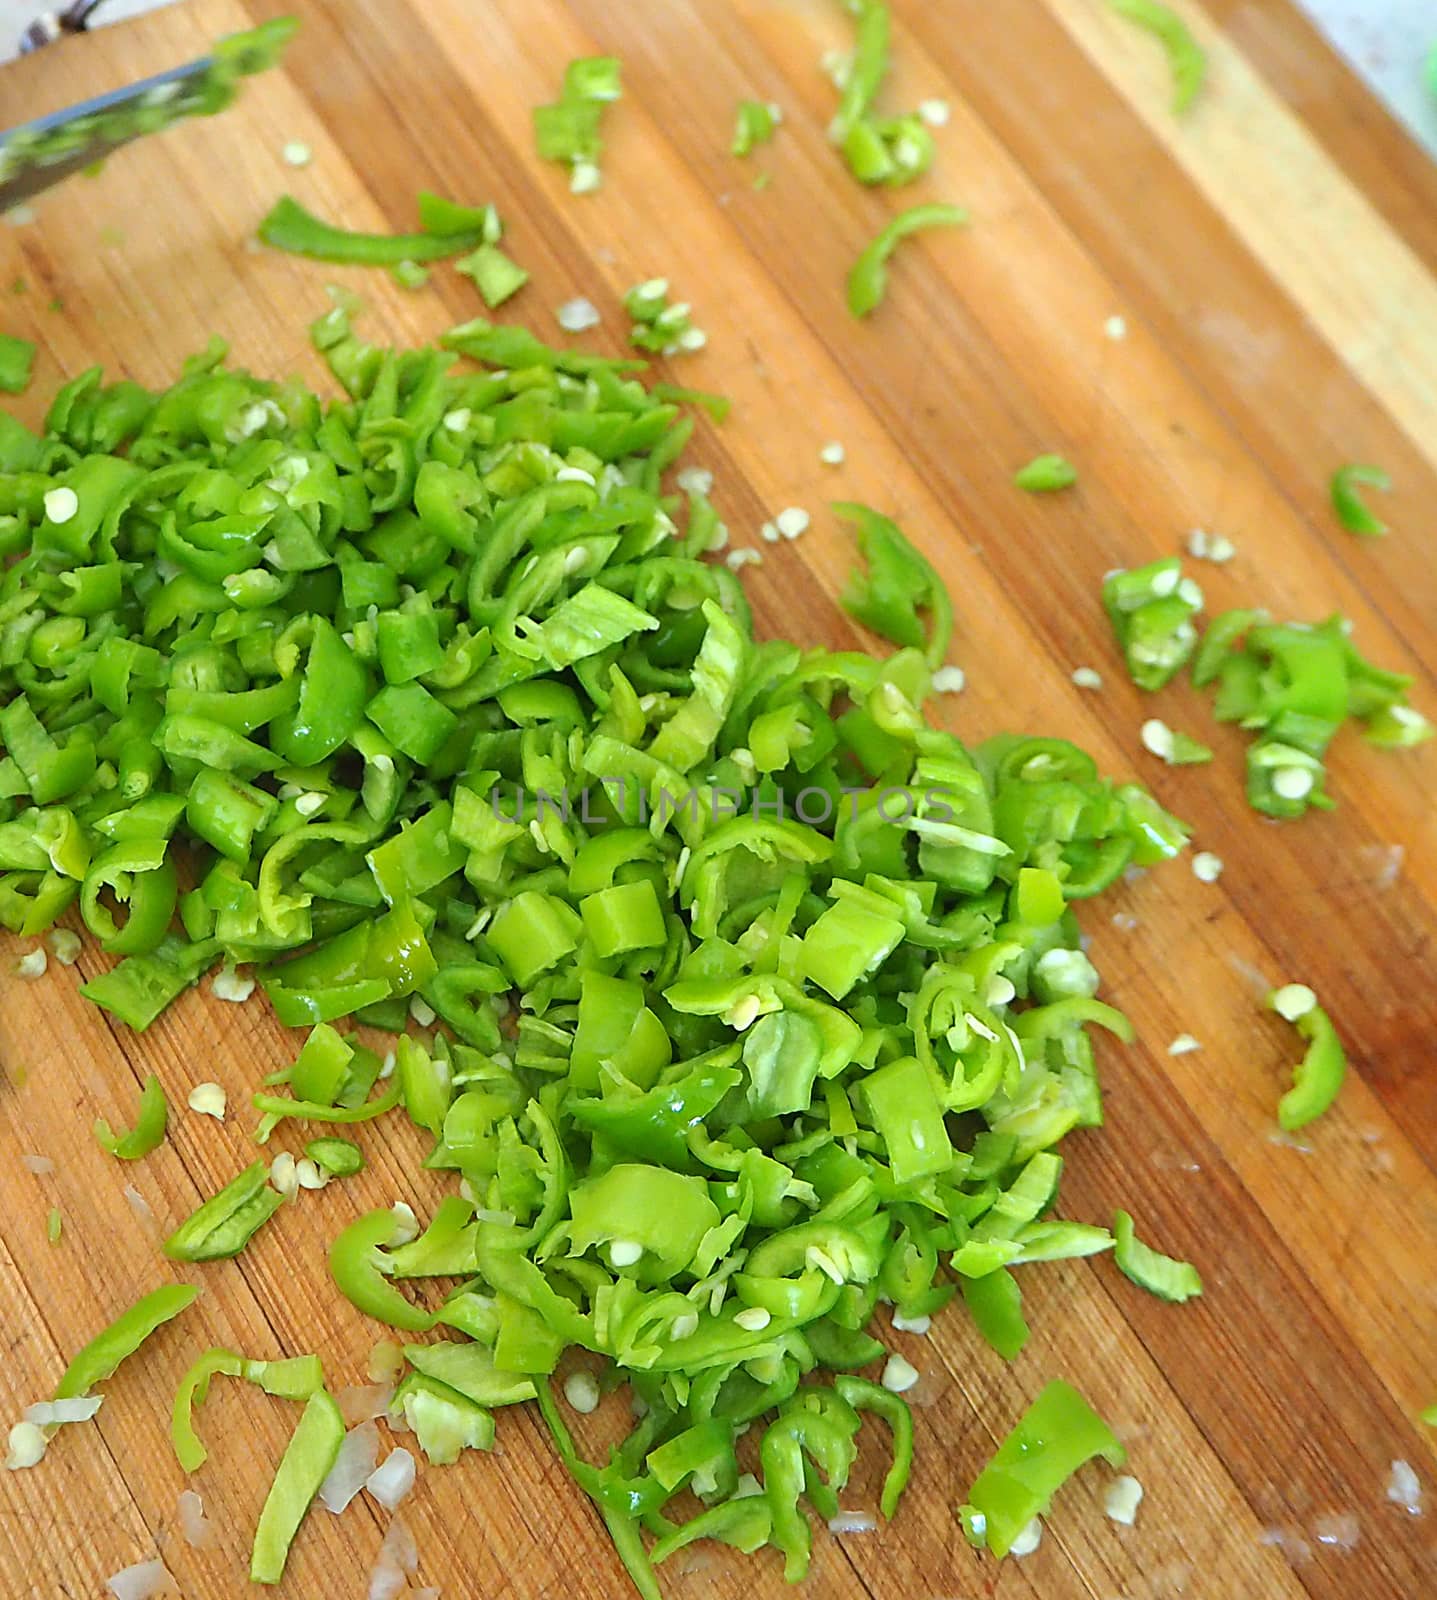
[93, 1073, 168, 1161]
[53, 1284, 198, 1405]
[328, 1207, 436, 1331]
[1266, 983, 1347, 1131]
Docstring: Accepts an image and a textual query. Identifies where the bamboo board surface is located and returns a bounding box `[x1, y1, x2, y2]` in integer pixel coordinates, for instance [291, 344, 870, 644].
[2, 1, 1437, 1596]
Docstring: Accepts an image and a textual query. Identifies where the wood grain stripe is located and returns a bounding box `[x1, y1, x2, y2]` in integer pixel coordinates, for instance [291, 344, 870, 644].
[1042, 0, 1437, 472]
[1193, 0, 1437, 271]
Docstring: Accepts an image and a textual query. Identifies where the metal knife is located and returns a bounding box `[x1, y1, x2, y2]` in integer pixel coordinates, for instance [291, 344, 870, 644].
[1, 10, 295, 213]
[0, 54, 218, 211]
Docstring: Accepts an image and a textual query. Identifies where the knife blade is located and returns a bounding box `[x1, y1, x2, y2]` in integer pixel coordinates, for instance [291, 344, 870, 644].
[0, 14, 298, 213]
[0, 56, 217, 211]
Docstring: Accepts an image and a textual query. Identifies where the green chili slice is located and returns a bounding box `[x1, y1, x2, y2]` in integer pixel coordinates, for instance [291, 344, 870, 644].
[1330, 463, 1391, 537]
[1112, 1210, 1202, 1302]
[54, 1284, 198, 1404]
[93, 1073, 168, 1161]
[1266, 983, 1347, 1131]
[960, 1379, 1126, 1556]
[0, 334, 35, 395]
[1014, 454, 1077, 493]
[847, 202, 967, 317]
[257, 194, 490, 264]
[250, 1390, 346, 1584]
[172, 1347, 325, 1471]
[164, 1161, 285, 1262]
[1110, 0, 1207, 114]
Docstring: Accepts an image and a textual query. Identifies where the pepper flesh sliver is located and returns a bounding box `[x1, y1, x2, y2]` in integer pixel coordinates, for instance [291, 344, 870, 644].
[1109, 0, 1207, 114]
[250, 1390, 346, 1584]
[0, 335, 35, 396]
[257, 194, 491, 264]
[93, 1073, 168, 1160]
[1330, 463, 1391, 537]
[172, 1348, 325, 1472]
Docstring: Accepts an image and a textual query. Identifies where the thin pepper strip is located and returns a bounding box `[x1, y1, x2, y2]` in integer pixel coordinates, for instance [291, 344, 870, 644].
[172, 1347, 325, 1471]
[846, 202, 967, 317]
[0, 334, 35, 395]
[1330, 463, 1391, 537]
[53, 1284, 198, 1404]
[257, 194, 491, 264]
[837, 501, 953, 668]
[1109, 0, 1207, 113]
[250, 1390, 346, 1584]
[1112, 1210, 1202, 1302]
[329, 1207, 437, 1331]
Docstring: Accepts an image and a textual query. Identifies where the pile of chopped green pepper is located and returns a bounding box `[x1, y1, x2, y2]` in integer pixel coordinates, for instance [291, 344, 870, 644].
[624, 279, 707, 356]
[534, 56, 623, 195]
[1, 309, 1203, 1592]
[1103, 557, 1204, 691]
[1193, 611, 1429, 817]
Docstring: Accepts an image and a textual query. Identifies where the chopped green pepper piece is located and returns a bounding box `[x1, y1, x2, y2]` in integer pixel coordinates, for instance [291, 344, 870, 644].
[1266, 983, 1346, 1131]
[304, 1136, 365, 1177]
[258, 193, 492, 263]
[93, 1073, 168, 1161]
[1112, 1210, 1202, 1301]
[534, 56, 622, 190]
[847, 202, 967, 317]
[172, 1347, 325, 1471]
[164, 1161, 285, 1261]
[53, 1284, 197, 1405]
[250, 1391, 346, 1584]
[960, 1379, 1126, 1556]
[0, 334, 35, 395]
[1330, 463, 1391, 537]
[1013, 453, 1077, 492]
[732, 99, 781, 157]
[838, 501, 953, 667]
[329, 1207, 436, 1331]
[1104, 558, 1202, 690]
[1110, 0, 1207, 114]
[457, 245, 530, 309]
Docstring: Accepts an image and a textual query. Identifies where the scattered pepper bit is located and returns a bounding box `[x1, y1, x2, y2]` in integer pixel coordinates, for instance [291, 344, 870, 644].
[1109, 0, 1207, 114]
[1330, 463, 1391, 537]
[1014, 454, 1077, 493]
[1266, 983, 1346, 1131]
[732, 99, 782, 157]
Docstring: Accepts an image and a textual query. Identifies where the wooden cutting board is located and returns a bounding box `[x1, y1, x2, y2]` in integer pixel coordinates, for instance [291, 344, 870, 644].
[2, 1, 1436, 1596]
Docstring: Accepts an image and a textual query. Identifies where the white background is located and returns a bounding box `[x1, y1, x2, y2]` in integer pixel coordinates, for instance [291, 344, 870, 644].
[2, 0, 1435, 157]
